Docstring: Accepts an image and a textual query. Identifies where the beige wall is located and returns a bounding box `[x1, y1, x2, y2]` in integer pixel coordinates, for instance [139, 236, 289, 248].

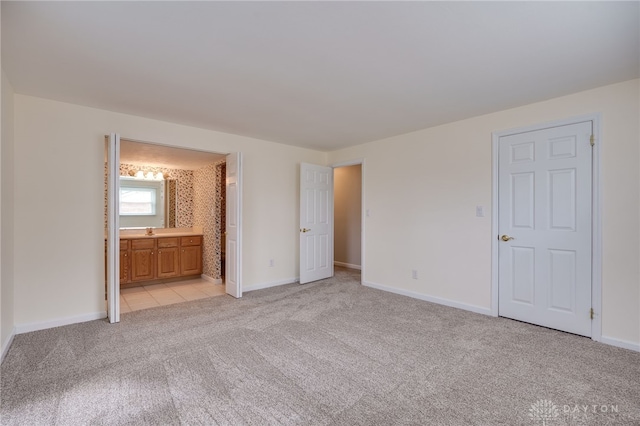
[334, 164, 362, 268]
[328, 79, 640, 348]
[1, 69, 16, 355]
[6, 79, 640, 350]
[12, 94, 325, 327]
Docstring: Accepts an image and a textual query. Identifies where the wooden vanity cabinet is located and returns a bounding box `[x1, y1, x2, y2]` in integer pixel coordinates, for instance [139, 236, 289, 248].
[180, 236, 203, 276]
[116, 234, 203, 287]
[130, 239, 156, 282]
[157, 238, 180, 279]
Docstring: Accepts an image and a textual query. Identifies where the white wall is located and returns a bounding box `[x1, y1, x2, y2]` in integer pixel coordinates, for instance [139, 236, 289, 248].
[334, 164, 362, 268]
[13, 95, 325, 327]
[1, 69, 16, 355]
[8, 81, 640, 349]
[328, 79, 640, 348]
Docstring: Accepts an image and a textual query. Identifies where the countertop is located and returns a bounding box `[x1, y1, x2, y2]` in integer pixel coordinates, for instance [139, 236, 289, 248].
[120, 232, 203, 239]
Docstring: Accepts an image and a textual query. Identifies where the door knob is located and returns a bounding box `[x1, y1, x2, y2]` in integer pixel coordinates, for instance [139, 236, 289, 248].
[500, 235, 514, 241]
[300, 228, 311, 233]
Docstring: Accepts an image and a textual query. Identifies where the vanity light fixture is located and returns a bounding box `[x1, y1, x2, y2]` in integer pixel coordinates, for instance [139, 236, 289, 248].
[125, 169, 167, 180]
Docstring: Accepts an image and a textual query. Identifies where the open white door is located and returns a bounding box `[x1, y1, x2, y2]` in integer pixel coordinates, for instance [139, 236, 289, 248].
[106, 133, 120, 323]
[225, 152, 242, 298]
[300, 163, 334, 284]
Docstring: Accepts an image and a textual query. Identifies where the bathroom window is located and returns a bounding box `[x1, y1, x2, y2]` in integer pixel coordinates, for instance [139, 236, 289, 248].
[119, 177, 165, 228]
[120, 187, 157, 215]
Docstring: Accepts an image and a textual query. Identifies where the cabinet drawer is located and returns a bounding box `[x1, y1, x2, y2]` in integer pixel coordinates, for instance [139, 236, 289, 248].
[181, 236, 202, 246]
[158, 237, 179, 248]
[131, 239, 155, 250]
[119, 239, 129, 250]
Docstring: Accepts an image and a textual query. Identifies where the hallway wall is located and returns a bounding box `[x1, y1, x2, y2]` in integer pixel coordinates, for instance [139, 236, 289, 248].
[334, 164, 362, 269]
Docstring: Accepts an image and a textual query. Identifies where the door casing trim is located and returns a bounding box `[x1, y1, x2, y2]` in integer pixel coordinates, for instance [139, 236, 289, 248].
[491, 113, 602, 342]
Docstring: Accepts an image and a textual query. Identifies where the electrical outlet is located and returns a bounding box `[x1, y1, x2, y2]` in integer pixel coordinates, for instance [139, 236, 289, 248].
[269, 259, 275, 267]
[412, 269, 418, 280]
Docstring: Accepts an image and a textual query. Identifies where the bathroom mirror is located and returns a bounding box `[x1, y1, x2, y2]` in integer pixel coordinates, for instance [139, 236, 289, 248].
[118, 176, 178, 229]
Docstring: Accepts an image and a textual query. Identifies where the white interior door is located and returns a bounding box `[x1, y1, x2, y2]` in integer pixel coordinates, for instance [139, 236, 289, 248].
[498, 121, 592, 336]
[225, 152, 242, 298]
[106, 133, 120, 323]
[300, 163, 333, 284]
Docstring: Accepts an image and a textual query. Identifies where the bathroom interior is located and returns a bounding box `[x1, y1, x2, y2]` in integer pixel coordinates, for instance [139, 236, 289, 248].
[105, 139, 228, 312]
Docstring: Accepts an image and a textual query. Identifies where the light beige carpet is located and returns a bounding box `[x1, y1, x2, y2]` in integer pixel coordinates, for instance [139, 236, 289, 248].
[1, 267, 639, 425]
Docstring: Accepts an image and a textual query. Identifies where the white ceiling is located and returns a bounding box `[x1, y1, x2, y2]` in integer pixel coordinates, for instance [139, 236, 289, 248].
[3, 1, 639, 152]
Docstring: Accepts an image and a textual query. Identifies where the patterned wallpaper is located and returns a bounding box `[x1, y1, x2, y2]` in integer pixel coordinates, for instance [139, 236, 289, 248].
[193, 160, 225, 280]
[167, 179, 177, 228]
[217, 162, 226, 247]
[104, 163, 194, 229]
[105, 160, 226, 281]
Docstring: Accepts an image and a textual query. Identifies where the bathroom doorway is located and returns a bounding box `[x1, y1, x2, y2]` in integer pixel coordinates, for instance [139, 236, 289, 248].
[105, 137, 231, 317]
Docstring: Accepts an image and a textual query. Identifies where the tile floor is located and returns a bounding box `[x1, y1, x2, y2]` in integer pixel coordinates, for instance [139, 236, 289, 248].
[119, 278, 227, 313]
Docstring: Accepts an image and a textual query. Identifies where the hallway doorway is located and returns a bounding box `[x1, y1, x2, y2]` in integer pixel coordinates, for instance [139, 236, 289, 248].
[333, 163, 363, 272]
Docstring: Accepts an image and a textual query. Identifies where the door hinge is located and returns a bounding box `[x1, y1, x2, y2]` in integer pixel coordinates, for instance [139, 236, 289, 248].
[590, 308, 595, 320]
[590, 134, 595, 147]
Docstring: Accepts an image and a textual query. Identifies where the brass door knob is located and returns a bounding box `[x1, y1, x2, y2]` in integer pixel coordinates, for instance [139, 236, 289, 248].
[300, 228, 311, 233]
[500, 235, 514, 241]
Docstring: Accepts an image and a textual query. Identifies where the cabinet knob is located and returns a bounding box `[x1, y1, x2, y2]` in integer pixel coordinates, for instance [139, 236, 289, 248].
[158, 251, 162, 254]
[190, 239, 193, 243]
[124, 254, 127, 257]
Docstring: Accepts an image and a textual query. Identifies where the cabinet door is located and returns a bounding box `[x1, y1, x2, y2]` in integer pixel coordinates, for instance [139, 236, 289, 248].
[157, 247, 180, 279]
[181, 246, 202, 276]
[131, 248, 155, 281]
[119, 249, 129, 283]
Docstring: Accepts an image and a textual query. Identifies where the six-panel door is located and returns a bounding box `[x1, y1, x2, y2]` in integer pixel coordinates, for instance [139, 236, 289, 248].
[498, 121, 593, 337]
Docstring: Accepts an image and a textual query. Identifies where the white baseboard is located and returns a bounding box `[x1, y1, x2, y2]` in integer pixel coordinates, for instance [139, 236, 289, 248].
[1, 327, 16, 364]
[334, 261, 361, 270]
[15, 311, 108, 335]
[362, 280, 492, 316]
[244, 277, 299, 293]
[201, 274, 222, 284]
[599, 335, 640, 352]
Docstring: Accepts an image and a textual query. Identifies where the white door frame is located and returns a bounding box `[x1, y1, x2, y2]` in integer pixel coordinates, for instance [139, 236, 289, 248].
[491, 114, 602, 342]
[105, 136, 241, 318]
[106, 133, 121, 323]
[331, 158, 366, 283]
